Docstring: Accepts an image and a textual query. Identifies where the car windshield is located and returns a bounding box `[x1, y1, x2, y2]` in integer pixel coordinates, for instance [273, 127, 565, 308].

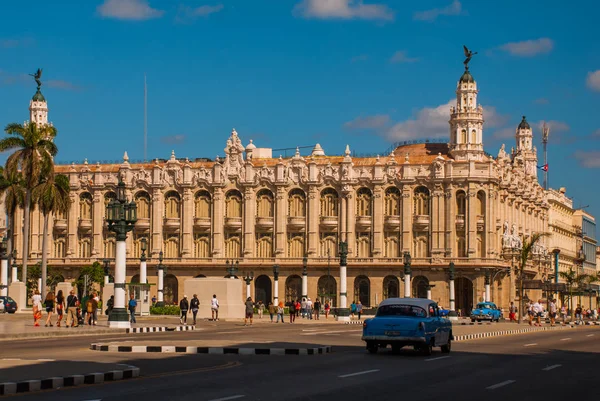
[476, 303, 492, 309]
[376, 304, 427, 317]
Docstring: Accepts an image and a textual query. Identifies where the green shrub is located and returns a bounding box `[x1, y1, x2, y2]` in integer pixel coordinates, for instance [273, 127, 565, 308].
[150, 305, 180, 315]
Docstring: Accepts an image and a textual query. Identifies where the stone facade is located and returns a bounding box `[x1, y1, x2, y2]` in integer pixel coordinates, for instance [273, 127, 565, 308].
[5, 66, 599, 313]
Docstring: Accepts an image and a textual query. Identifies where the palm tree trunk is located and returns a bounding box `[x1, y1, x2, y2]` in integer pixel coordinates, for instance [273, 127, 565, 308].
[21, 190, 31, 294]
[519, 278, 524, 325]
[41, 213, 49, 297]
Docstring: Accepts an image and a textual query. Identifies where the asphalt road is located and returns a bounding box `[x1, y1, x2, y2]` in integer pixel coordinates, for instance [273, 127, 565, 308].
[2, 324, 599, 401]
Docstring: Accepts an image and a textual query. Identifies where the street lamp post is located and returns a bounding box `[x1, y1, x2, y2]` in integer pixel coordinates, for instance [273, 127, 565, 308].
[156, 251, 165, 307]
[484, 269, 491, 302]
[139, 238, 148, 307]
[11, 250, 18, 283]
[0, 237, 8, 297]
[273, 264, 280, 305]
[403, 252, 412, 298]
[226, 259, 239, 279]
[105, 178, 137, 329]
[448, 262, 456, 312]
[301, 255, 308, 300]
[244, 271, 254, 299]
[103, 258, 110, 285]
[336, 241, 350, 321]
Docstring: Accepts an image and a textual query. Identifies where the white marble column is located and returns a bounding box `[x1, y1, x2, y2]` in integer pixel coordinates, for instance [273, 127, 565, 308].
[426, 287, 432, 300]
[157, 265, 164, 305]
[109, 240, 130, 328]
[449, 279, 455, 311]
[302, 271, 308, 299]
[246, 281, 251, 299]
[485, 283, 491, 302]
[11, 263, 18, 282]
[0, 256, 7, 297]
[337, 263, 350, 322]
[273, 278, 279, 305]
[404, 274, 411, 298]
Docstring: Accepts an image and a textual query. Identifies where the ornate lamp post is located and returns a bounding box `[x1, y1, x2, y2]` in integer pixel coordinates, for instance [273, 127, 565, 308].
[336, 241, 350, 322]
[103, 258, 110, 285]
[105, 178, 137, 328]
[0, 237, 8, 297]
[226, 259, 239, 278]
[244, 271, 254, 299]
[11, 250, 18, 283]
[139, 238, 148, 308]
[448, 262, 456, 312]
[272, 264, 280, 305]
[403, 252, 412, 298]
[552, 249, 560, 302]
[156, 251, 165, 307]
[301, 255, 308, 300]
[484, 268, 491, 302]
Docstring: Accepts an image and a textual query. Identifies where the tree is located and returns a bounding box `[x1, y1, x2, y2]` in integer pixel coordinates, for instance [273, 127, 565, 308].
[559, 267, 589, 320]
[517, 232, 550, 324]
[0, 122, 57, 287]
[0, 166, 25, 258]
[73, 262, 105, 298]
[33, 169, 70, 296]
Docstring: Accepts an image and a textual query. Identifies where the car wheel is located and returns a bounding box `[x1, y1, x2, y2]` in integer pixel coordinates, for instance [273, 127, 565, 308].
[8, 310, 15, 314]
[391, 343, 402, 353]
[366, 342, 378, 354]
[420, 341, 433, 356]
[441, 337, 451, 353]
[470, 318, 475, 322]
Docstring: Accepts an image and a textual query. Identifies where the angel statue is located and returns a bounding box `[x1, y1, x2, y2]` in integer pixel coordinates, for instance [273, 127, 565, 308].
[29, 68, 43, 90]
[463, 45, 477, 70]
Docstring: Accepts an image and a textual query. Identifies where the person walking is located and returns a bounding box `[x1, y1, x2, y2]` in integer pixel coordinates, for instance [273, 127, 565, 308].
[575, 304, 583, 324]
[301, 298, 307, 319]
[66, 290, 79, 328]
[509, 302, 517, 322]
[257, 301, 264, 319]
[128, 294, 137, 324]
[277, 302, 285, 323]
[548, 298, 557, 327]
[55, 290, 65, 327]
[44, 292, 55, 327]
[324, 300, 331, 319]
[313, 298, 321, 320]
[211, 294, 219, 321]
[32, 290, 42, 327]
[107, 295, 114, 318]
[350, 301, 357, 319]
[244, 297, 254, 326]
[179, 295, 189, 325]
[81, 293, 89, 324]
[532, 299, 543, 326]
[190, 294, 200, 325]
[356, 301, 363, 320]
[560, 304, 567, 323]
[306, 297, 313, 320]
[267, 301, 275, 322]
[288, 299, 296, 323]
[87, 293, 99, 325]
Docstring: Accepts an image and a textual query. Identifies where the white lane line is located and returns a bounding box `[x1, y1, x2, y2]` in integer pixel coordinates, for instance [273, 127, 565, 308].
[215, 331, 242, 335]
[523, 343, 537, 347]
[302, 330, 361, 336]
[208, 396, 245, 401]
[486, 380, 516, 390]
[338, 369, 380, 378]
[2, 358, 21, 361]
[560, 338, 571, 341]
[425, 356, 451, 362]
[37, 359, 55, 362]
[542, 364, 562, 371]
[587, 334, 595, 337]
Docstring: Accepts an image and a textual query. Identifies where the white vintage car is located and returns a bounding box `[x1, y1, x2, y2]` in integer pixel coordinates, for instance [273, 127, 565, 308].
[361, 298, 453, 355]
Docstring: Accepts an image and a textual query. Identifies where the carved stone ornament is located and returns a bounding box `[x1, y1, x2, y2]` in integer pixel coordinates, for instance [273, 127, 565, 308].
[194, 167, 212, 184]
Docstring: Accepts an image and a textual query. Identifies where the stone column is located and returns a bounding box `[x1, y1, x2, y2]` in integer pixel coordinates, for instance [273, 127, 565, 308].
[467, 188, 477, 255]
[346, 193, 356, 255]
[0, 242, 7, 297]
[401, 187, 412, 252]
[140, 250, 147, 312]
[484, 270, 491, 302]
[92, 192, 103, 256]
[449, 279, 455, 311]
[11, 261, 18, 282]
[109, 240, 130, 328]
[151, 189, 164, 257]
[275, 187, 286, 256]
[181, 188, 193, 256]
[302, 268, 308, 300]
[336, 241, 350, 322]
[157, 253, 165, 307]
[245, 278, 252, 299]
[273, 270, 279, 306]
[426, 285, 432, 300]
[212, 189, 224, 257]
[445, 186, 454, 257]
[307, 186, 318, 256]
[243, 188, 255, 256]
[404, 255, 411, 298]
[372, 186, 384, 256]
[67, 193, 77, 256]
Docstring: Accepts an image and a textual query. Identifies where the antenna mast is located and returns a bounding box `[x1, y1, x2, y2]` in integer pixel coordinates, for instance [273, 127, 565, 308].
[542, 122, 549, 190]
[144, 74, 148, 162]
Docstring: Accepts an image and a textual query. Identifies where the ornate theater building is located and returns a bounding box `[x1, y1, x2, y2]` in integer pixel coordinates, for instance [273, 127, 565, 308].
[5, 65, 598, 314]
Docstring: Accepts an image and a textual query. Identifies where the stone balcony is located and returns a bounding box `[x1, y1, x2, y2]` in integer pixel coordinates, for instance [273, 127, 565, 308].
[413, 214, 430, 230]
[194, 217, 211, 232]
[53, 218, 67, 233]
[224, 216, 242, 231]
[455, 214, 465, 231]
[355, 215, 372, 230]
[135, 217, 150, 232]
[477, 215, 485, 232]
[384, 215, 401, 229]
[255, 216, 274, 231]
[287, 216, 306, 231]
[163, 217, 181, 232]
[78, 218, 92, 233]
[320, 216, 338, 231]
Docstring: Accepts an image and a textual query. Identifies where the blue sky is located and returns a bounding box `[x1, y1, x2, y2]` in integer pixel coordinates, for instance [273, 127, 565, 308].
[1, 0, 599, 227]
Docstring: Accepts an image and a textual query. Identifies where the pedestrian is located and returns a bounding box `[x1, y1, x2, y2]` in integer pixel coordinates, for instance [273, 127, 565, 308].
[107, 295, 114, 318]
[350, 300, 357, 319]
[532, 299, 543, 326]
[313, 298, 321, 320]
[44, 291, 55, 327]
[87, 293, 99, 325]
[32, 290, 42, 327]
[55, 290, 65, 327]
[66, 290, 79, 328]
[190, 294, 200, 325]
[128, 294, 137, 324]
[277, 302, 285, 323]
[267, 301, 275, 322]
[301, 298, 307, 318]
[548, 298, 557, 327]
[179, 295, 189, 325]
[324, 300, 330, 319]
[306, 297, 313, 320]
[244, 297, 254, 326]
[509, 302, 517, 322]
[93, 293, 100, 325]
[152, 295, 157, 305]
[560, 305, 567, 323]
[258, 301, 264, 319]
[211, 294, 219, 321]
[356, 301, 363, 320]
[575, 304, 583, 324]
[288, 299, 296, 323]
[81, 293, 89, 323]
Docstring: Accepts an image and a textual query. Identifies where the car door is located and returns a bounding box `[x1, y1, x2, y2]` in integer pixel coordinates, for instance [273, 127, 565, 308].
[430, 304, 447, 345]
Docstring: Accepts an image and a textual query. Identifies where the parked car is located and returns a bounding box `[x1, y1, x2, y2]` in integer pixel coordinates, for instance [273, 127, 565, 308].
[361, 298, 452, 356]
[0, 296, 18, 313]
[470, 302, 501, 322]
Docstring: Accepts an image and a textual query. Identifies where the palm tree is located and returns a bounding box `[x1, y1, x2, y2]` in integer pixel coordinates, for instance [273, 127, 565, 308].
[0, 166, 25, 261]
[0, 122, 57, 286]
[559, 267, 589, 320]
[517, 232, 550, 324]
[33, 169, 70, 296]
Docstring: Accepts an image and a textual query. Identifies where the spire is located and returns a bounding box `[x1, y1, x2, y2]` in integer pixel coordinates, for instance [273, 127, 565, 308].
[29, 67, 49, 128]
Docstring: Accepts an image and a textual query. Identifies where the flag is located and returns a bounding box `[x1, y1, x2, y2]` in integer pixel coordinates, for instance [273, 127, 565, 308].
[537, 164, 548, 171]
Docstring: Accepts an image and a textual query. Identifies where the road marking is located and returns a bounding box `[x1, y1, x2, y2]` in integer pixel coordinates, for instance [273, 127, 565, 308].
[587, 334, 594, 337]
[215, 331, 242, 334]
[2, 358, 21, 361]
[338, 369, 380, 378]
[486, 380, 516, 390]
[523, 343, 537, 347]
[560, 338, 571, 341]
[37, 359, 55, 362]
[208, 396, 245, 401]
[302, 330, 361, 336]
[425, 356, 451, 362]
[542, 364, 562, 371]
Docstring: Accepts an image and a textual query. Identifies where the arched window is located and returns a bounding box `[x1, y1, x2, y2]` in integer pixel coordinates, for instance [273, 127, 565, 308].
[256, 189, 274, 218]
[225, 234, 241, 258]
[287, 234, 304, 258]
[79, 193, 92, 220]
[457, 236, 466, 258]
[413, 186, 430, 215]
[164, 274, 178, 305]
[79, 238, 91, 258]
[194, 234, 210, 258]
[456, 190, 466, 216]
[164, 191, 181, 219]
[104, 237, 116, 258]
[135, 191, 151, 219]
[53, 238, 66, 258]
[225, 190, 242, 218]
[320, 188, 338, 217]
[353, 275, 370, 307]
[285, 275, 302, 302]
[461, 129, 467, 143]
[384, 235, 399, 257]
[383, 275, 399, 299]
[412, 276, 429, 299]
[477, 191, 486, 216]
[356, 233, 370, 257]
[471, 129, 477, 144]
[320, 234, 337, 257]
[413, 236, 428, 258]
[164, 234, 179, 258]
[104, 192, 116, 219]
[194, 190, 211, 218]
[317, 275, 337, 306]
[384, 187, 400, 215]
[256, 233, 273, 258]
[356, 187, 372, 216]
[288, 188, 306, 217]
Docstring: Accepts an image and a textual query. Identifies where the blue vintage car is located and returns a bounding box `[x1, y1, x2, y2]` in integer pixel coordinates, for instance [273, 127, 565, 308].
[470, 302, 502, 322]
[361, 298, 452, 355]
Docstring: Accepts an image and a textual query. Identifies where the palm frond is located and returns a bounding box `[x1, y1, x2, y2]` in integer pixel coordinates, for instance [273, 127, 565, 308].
[0, 136, 26, 152]
[3, 123, 26, 137]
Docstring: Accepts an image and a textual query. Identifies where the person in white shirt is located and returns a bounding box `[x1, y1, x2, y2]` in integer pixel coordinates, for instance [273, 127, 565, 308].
[548, 299, 557, 327]
[532, 299, 544, 326]
[210, 294, 219, 321]
[305, 298, 313, 320]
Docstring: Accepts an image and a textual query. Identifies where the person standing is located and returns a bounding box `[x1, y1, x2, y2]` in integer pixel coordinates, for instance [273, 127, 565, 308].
[548, 298, 557, 327]
[44, 292, 55, 327]
[305, 297, 313, 320]
[32, 290, 43, 327]
[575, 304, 583, 324]
[81, 293, 89, 324]
[244, 297, 254, 326]
[107, 295, 114, 318]
[288, 299, 296, 323]
[267, 301, 275, 322]
[179, 295, 189, 325]
[350, 301, 357, 319]
[277, 302, 284, 323]
[532, 299, 543, 326]
[190, 294, 200, 325]
[87, 293, 98, 325]
[66, 290, 79, 328]
[324, 300, 331, 319]
[509, 302, 517, 322]
[257, 301, 264, 319]
[356, 301, 363, 320]
[560, 304, 567, 323]
[300, 298, 307, 319]
[313, 298, 321, 320]
[211, 294, 219, 321]
[128, 294, 137, 324]
[55, 290, 65, 327]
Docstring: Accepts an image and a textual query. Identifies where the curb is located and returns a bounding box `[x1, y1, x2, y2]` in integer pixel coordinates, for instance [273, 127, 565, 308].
[453, 325, 574, 342]
[126, 326, 196, 333]
[344, 321, 363, 325]
[90, 343, 332, 355]
[0, 366, 139, 396]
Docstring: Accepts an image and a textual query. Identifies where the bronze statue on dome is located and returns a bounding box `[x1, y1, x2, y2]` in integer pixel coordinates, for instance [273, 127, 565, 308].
[29, 68, 43, 90]
[463, 45, 477, 70]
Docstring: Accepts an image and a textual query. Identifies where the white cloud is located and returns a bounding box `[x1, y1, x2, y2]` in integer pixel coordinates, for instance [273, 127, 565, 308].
[492, 127, 515, 140]
[586, 70, 600, 91]
[294, 0, 394, 21]
[390, 51, 419, 64]
[590, 129, 600, 139]
[351, 54, 369, 63]
[344, 115, 390, 130]
[160, 134, 186, 144]
[413, 0, 463, 22]
[534, 97, 549, 105]
[535, 120, 570, 133]
[176, 4, 223, 23]
[573, 151, 600, 168]
[499, 38, 554, 57]
[97, 0, 164, 21]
